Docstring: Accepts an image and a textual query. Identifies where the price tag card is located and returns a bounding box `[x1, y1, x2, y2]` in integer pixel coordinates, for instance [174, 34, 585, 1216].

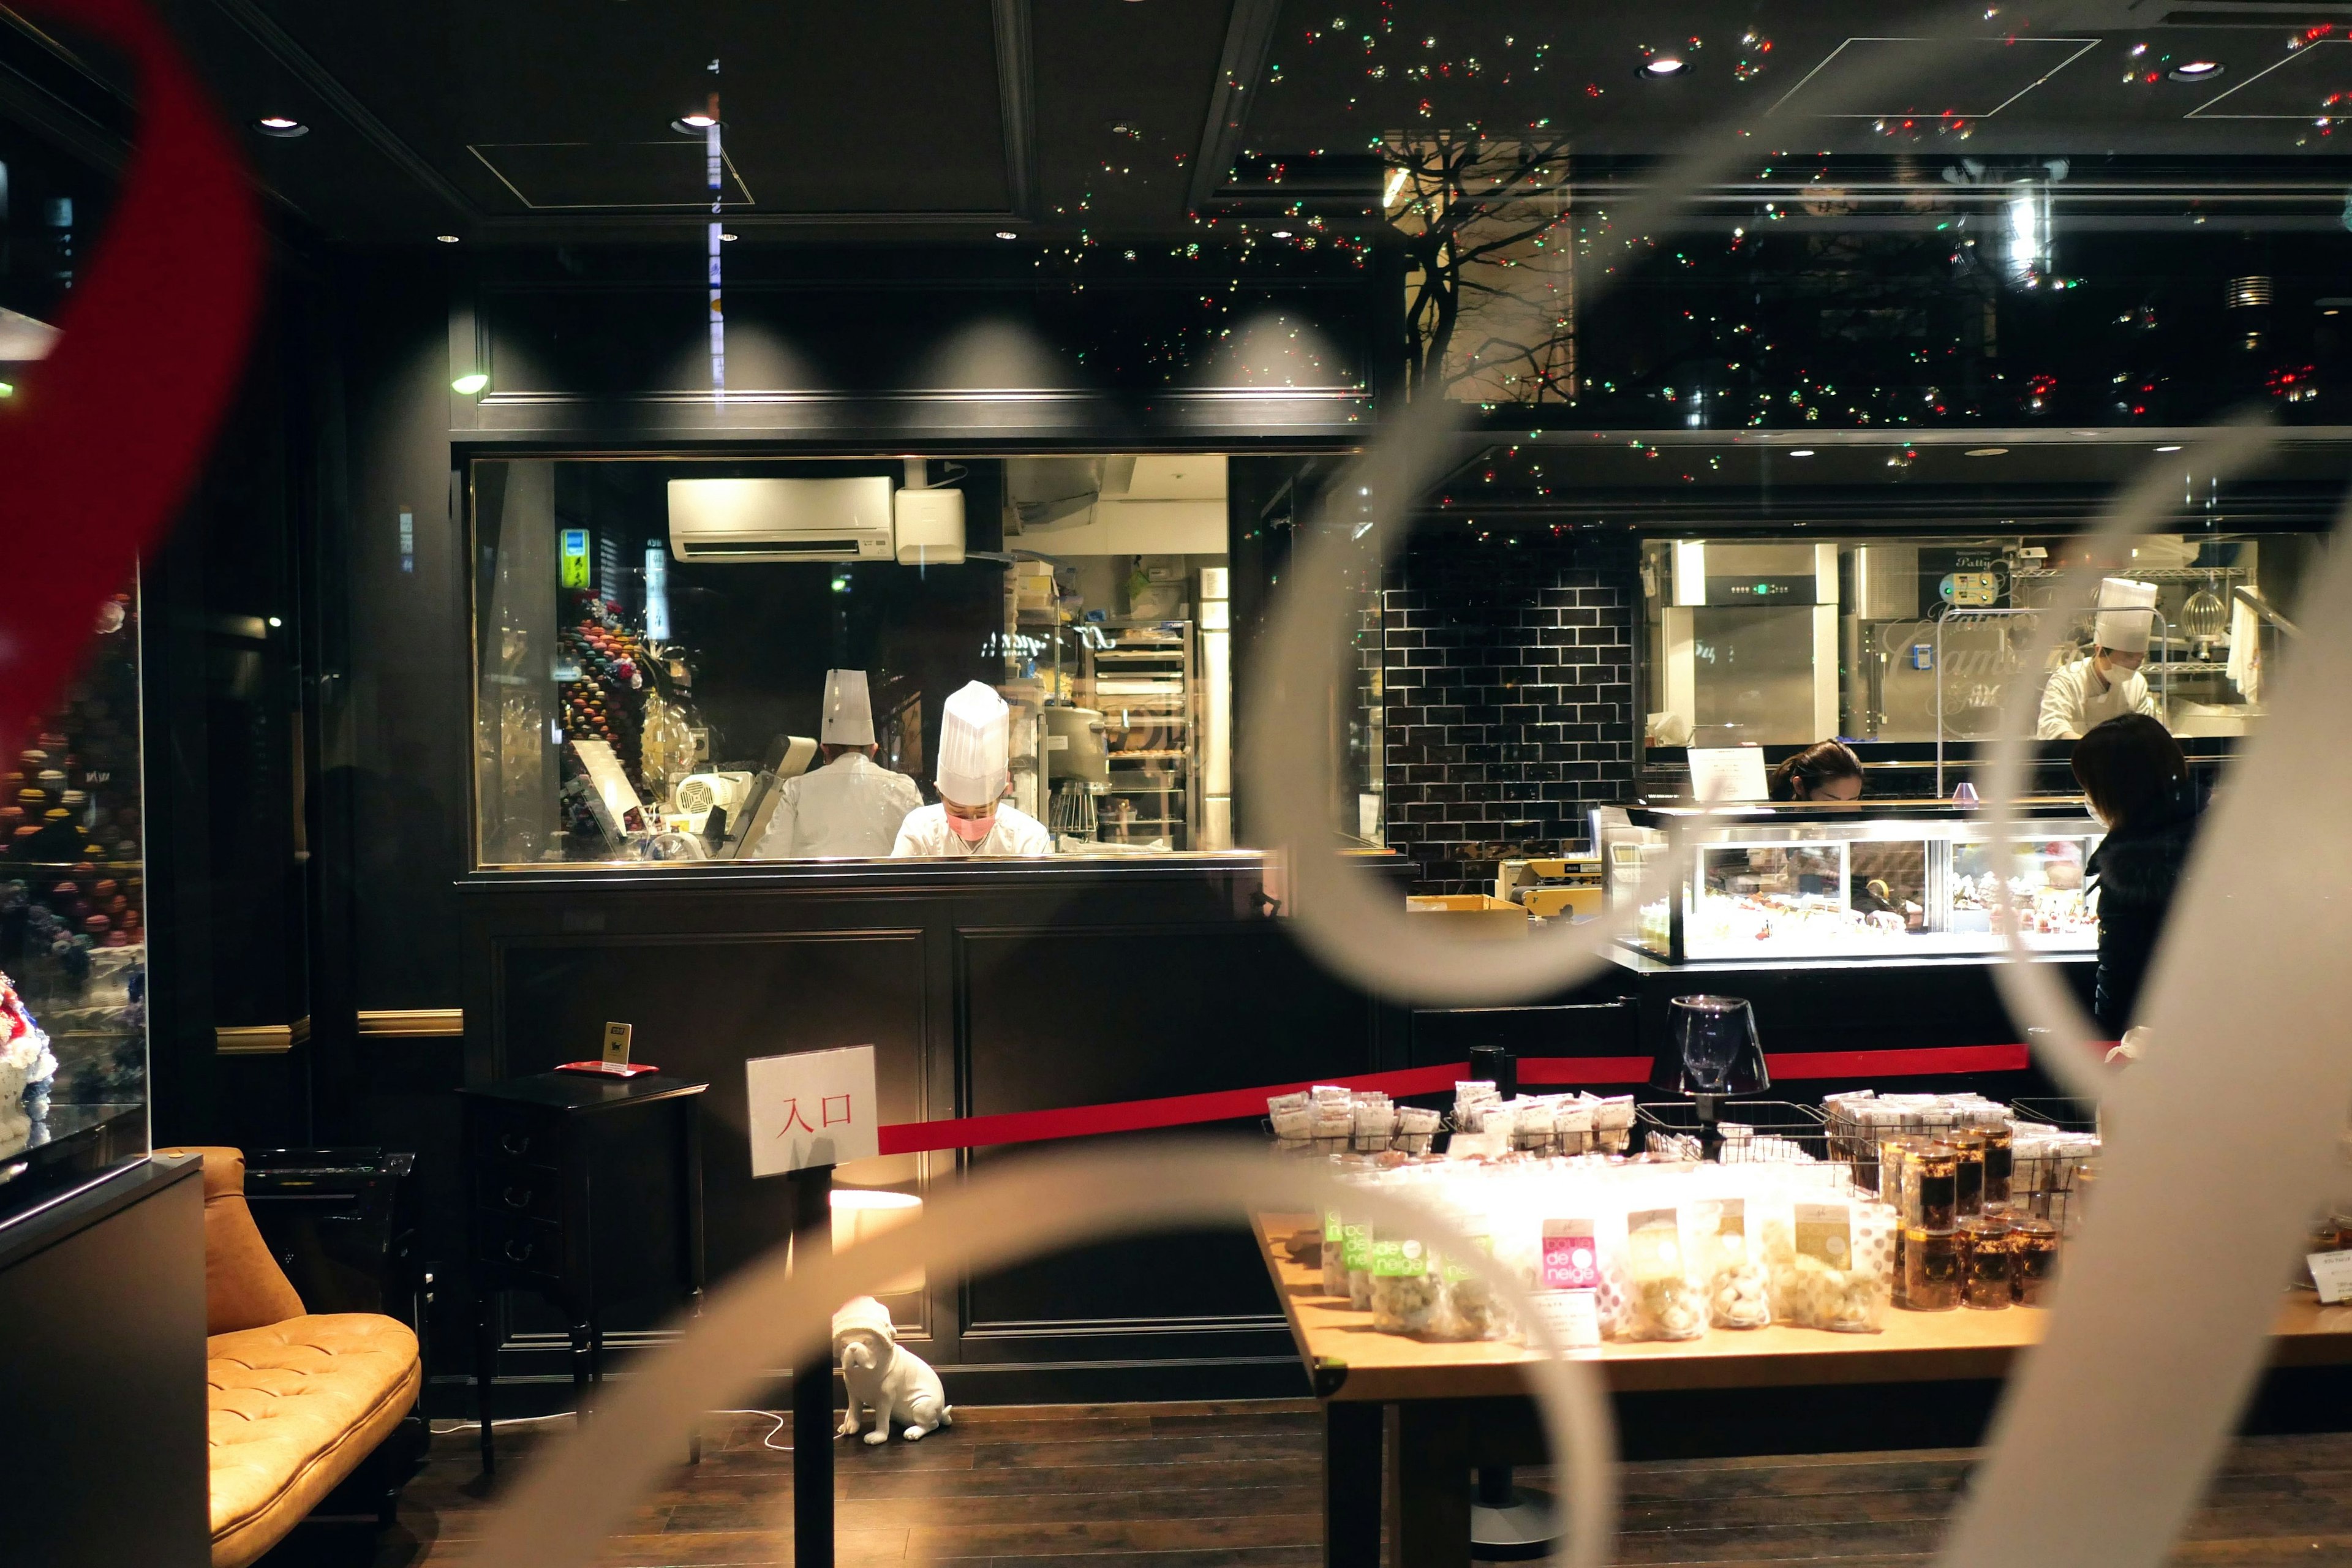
[747, 1044, 880, 1176]
[1527, 1289, 1602, 1350]
[2310, 1250, 2352, 1305]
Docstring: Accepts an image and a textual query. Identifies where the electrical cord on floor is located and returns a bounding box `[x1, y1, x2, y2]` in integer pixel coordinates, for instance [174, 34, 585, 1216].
[429, 1409, 795, 1452]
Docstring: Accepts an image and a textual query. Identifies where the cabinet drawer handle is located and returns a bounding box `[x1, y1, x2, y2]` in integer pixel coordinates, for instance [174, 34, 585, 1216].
[499, 1131, 532, 1158]
[503, 1238, 537, 1264]
[502, 1185, 533, 1210]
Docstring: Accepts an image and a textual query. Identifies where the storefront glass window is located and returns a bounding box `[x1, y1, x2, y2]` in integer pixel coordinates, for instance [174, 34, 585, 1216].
[471, 456, 1236, 865]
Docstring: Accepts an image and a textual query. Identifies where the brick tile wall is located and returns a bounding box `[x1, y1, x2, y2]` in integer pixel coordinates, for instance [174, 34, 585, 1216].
[1380, 535, 1640, 894]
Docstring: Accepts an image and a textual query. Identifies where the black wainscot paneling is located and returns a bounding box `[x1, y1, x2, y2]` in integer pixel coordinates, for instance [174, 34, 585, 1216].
[458, 857, 1405, 1401]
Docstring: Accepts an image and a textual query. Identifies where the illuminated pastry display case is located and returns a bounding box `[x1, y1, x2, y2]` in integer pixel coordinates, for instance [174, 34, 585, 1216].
[1602, 802, 2106, 965]
[0, 586, 149, 1221]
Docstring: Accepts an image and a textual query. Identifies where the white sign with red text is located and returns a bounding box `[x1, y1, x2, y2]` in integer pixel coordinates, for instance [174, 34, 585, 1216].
[747, 1045, 880, 1176]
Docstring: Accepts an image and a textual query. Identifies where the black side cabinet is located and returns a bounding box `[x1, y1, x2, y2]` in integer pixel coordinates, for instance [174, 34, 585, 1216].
[460, 1071, 707, 1473]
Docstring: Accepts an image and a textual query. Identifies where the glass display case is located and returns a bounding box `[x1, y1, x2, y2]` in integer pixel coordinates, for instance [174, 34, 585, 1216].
[1601, 802, 2105, 964]
[0, 585, 150, 1221]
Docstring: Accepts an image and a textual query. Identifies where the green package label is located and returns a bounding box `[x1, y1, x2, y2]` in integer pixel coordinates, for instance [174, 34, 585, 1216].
[1369, 1238, 1428, 1277]
[1340, 1223, 1374, 1270]
[1324, 1209, 1343, 1243]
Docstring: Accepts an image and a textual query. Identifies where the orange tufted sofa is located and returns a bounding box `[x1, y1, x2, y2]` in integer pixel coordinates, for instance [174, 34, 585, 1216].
[167, 1147, 423, 1568]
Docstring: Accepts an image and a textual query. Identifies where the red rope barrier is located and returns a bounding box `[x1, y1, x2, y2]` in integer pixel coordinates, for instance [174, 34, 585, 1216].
[876, 1042, 2040, 1155]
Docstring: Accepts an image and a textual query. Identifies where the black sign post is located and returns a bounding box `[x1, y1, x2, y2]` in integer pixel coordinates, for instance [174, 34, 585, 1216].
[790, 1163, 834, 1568]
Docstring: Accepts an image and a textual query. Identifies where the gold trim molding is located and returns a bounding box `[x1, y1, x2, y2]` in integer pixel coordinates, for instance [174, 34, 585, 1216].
[357, 1008, 464, 1038]
[215, 1016, 312, 1056]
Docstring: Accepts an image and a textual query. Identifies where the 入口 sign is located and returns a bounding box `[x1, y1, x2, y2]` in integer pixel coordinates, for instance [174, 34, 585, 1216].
[747, 1044, 880, 1176]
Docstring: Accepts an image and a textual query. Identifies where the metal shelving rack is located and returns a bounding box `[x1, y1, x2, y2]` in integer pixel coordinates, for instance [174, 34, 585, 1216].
[1083, 619, 1198, 848]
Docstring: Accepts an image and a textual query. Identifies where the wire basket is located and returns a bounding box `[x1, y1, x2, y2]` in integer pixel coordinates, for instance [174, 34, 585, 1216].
[1820, 1095, 2013, 1194]
[1637, 1101, 1831, 1167]
[2010, 1096, 2101, 1136]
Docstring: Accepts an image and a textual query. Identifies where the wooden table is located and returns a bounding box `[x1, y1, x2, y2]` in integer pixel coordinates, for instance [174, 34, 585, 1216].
[1251, 1212, 2352, 1567]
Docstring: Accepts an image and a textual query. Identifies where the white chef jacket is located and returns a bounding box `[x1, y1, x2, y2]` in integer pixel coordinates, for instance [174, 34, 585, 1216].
[752, 753, 923, 859]
[890, 802, 1055, 859]
[2036, 656, 2160, 741]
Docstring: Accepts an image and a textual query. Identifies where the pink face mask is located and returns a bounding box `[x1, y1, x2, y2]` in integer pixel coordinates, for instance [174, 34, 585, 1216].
[946, 809, 997, 844]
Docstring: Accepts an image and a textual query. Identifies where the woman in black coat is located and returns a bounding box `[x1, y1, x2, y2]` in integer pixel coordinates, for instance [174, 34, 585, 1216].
[2072, 714, 2203, 1036]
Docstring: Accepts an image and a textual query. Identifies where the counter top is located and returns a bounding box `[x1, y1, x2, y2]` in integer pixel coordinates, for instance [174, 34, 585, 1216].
[1251, 1212, 2352, 1403]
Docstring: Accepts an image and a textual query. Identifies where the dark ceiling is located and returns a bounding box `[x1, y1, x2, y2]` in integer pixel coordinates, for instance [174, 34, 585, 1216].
[7, 0, 2352, 244]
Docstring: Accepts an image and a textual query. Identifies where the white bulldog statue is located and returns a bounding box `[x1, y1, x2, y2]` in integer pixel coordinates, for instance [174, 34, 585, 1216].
[832, 1296, 952, 1445]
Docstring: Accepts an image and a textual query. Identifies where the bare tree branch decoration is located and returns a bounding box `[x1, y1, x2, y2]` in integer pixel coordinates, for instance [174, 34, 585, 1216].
[1383, 132, 1579, 405]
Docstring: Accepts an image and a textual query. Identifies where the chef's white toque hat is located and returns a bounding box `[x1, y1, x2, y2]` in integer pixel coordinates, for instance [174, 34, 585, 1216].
[935, 680, 1010, 806]
[2094, 577, 2159, 654]
[821, 669, 877, 747]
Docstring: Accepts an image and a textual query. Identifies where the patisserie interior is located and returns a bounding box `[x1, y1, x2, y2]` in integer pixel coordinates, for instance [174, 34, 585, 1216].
[8, 7, 2352, 1565]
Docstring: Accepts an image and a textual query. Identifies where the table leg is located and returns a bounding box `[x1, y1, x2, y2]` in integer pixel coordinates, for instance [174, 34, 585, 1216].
[1389, 1403, 1472, 1568]
[474, 1292, 498, 1478]
[1324, 1401, 1382, 1568]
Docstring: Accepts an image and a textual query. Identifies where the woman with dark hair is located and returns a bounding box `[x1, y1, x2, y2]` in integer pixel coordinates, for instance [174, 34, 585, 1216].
[1767, 740, 1864, 802]
[2072, 713, 2201, 1036]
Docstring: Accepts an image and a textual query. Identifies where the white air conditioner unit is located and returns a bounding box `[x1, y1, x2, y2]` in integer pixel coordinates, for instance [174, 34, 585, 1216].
[668, 477, 895, 563]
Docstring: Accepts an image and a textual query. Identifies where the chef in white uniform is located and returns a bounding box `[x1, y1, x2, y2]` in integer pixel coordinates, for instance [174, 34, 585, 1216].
[753, 670, 922, 858]
[892, 681, 1054, 858]
[2037, 577, 2163, 741]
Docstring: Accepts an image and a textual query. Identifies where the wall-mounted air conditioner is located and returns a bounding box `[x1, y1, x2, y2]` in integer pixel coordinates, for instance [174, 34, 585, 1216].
[668, 477, 895, 562]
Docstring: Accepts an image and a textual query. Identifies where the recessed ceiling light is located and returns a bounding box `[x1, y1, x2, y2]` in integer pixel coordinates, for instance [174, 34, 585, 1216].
[435, 234, 461, 244]
[1271, 229, 1294, 238]
[1965, 447, 2009, 457]
[2169, 60, 2223, 81]
[253, 116, 308, 138]
[451, 372, 489, 395]
[995, 230, 1019, 240]
[671, 115, 723, 136]
[2155, 444, 2184, 452]
[1787, 448, 1815, 458]
[720, 232, 739, 242]
[1642, 56, 1690, 78]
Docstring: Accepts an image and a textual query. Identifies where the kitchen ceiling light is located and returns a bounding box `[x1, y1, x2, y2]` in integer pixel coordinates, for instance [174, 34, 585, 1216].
[253, 116, 308, 138]
[1642, 56, 1690, 77]
[451, 372, 489, 395]
[2169, 60, 2222, 81]
[1965, 447, 2009, 457]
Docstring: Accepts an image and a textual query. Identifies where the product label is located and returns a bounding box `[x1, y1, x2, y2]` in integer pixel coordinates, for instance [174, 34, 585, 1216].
[1368, 1238, 1427, 1278]
[560, 527, 590, 589]
[2311, 1250, 2352, 1305]
[1795, 1202, 1855, 1267]
[1439, 1235, 1490, 1284]
[1324, 1209, 1343, 1243]
[1717, 1198, 1746, 1237]
[1540, 1219, 1600, 1291]
[1340, 1223, 1373, 1271]
[1447, 1128, 1508, 1160]
[1526, 1289, 1602, 1350]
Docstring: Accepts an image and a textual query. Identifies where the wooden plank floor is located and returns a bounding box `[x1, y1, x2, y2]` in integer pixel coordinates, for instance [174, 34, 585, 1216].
[253, 1403, 2352, 1567]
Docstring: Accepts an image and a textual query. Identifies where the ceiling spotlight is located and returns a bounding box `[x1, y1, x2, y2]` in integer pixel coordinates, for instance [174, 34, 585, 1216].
[2156, 444, 2184, 452]
[252, 116, 308, 138]
[995, 230, 1019, 239]
[435, 234, 461, 244]
[2169, 60, 2222, 81]
[1271, 228, 1294, 238]
[451, 372, 489, 395]
[1642, 56, 1691, 78]
[1965, 447, 2009, 457]
[720, 232, 739, 242]
[671, 115, 722, 135]
[1787, 448, 1815, 458]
